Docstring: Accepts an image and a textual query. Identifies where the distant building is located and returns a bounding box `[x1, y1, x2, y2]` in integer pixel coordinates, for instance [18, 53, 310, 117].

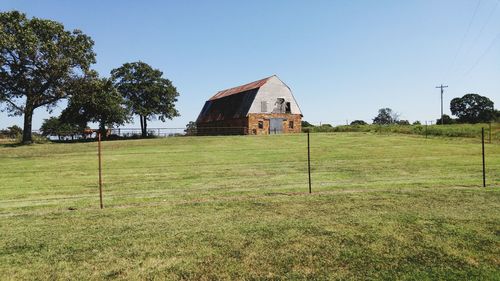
[196, 75, 303, 135]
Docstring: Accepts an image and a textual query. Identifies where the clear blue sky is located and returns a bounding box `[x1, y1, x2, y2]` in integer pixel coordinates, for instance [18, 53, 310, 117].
[1, 0, 499, 129]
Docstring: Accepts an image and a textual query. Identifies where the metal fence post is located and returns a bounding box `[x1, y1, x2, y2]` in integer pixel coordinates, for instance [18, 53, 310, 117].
[98, 132, 103, 208]
[307, 131, 311, 193]
[482, 128, 486, 187]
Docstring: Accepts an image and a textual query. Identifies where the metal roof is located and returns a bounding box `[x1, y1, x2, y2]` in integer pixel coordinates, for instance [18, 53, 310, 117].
[209, 76, 273, 101]
[196, 88, 259, 123]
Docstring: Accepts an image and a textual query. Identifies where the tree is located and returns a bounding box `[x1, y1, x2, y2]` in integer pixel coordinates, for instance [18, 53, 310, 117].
[436, 114, 455, 125]
[111, 62, 180, 138]
[0, 11, 95, 143]
[373, 108, 399, 124]
[184, 121, 197, 136]
[40, 117, 82, 140]
[412, 121, 421, 125]
[350, 120, 367, 125]
[301, 120, 314, 127]
[450, 94, 495, 123]
[0, 125, 23, 138]
[397, 120, 410, 125]
[60, 74, 130, 137]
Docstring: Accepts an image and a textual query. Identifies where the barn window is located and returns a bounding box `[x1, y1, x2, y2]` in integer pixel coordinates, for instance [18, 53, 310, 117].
[276, 98, 285, 113]
[289, 121, 294, 129]
[258, 121, 264, 129]
[285, 102, 291, 113]
[261, 101, 267, 112]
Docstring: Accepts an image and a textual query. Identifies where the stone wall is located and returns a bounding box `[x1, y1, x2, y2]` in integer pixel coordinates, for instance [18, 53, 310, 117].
[247, 113, 302, 135]
[197, 114, 302, 135]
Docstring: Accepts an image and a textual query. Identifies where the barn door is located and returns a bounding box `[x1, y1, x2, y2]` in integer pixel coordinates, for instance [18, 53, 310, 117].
[269, 118, 283, 134]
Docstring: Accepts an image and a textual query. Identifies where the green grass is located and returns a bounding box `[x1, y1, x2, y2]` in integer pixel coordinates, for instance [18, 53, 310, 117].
[1, 133, 499, 280]
[307, 122, 500, 140]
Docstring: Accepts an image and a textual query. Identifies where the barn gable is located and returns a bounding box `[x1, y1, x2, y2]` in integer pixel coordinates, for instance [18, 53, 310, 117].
[247, 76, 302, 116]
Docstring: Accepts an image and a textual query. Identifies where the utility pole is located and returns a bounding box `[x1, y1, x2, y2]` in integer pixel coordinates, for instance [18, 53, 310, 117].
[435, 84, 448, 125]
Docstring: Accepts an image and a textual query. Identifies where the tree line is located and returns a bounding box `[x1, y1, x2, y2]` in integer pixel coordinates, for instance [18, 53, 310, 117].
[0, 11, 179, 143]
[309, 93, 497, 127]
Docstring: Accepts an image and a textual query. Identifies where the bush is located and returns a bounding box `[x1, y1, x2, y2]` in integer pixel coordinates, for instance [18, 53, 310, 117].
[0, 125, 23, 139]
[350, 120, 367, 125]
[15, 132, 49, 144]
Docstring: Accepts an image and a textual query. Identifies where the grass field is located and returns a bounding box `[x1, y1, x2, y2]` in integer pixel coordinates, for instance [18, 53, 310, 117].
[1, 132, 499, 280]
[306, 122, 500, 140]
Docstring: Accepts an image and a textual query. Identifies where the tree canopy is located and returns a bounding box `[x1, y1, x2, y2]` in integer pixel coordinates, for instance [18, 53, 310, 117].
[0, 125, 22, 139]
[373, 108, 399, 124]
[0, 11, 95, 143]
[40, 116, 82, 140]
[350, 120, 367, 125]
[301, 120, 314, 127]
[184, 121, 197, 136]
[450, 94, 495, 123]
[111, 62, 180, 137]
[436, 114, 455, 125]
[60, 73, 130, 136]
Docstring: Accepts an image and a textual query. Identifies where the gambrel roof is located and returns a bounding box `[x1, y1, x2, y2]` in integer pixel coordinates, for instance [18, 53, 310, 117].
[209, 76, 272, 101]
[196, 75, 302, 123]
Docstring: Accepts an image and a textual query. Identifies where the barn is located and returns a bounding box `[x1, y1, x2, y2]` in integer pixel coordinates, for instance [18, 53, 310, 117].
[196, 75, 303, 135]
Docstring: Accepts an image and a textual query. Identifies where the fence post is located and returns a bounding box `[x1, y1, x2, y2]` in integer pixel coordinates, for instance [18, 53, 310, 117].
[98, 132, 104, 208]
[482, 128, 486, 188]
[307, 131, 311, 193]
[425, 121, 428, 139]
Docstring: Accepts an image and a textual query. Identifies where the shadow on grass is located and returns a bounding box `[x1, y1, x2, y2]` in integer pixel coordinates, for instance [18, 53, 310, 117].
[0, 142, 25, 148]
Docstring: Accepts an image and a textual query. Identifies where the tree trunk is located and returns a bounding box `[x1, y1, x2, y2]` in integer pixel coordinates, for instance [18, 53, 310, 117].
[139, 115, 144, 137]
[142, 116, 148, 138]
[99, 121, 106, 140]
[22, 107, 34, 144]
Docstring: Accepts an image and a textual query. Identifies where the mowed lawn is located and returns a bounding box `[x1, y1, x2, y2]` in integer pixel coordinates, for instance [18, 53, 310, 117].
[0, 133, 499, 280]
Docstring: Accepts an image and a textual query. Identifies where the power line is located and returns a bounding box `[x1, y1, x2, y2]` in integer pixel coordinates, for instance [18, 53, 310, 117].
[460, 0, 500, 69]
[446, 0, 482, 80]
[462, 31, 500, 78]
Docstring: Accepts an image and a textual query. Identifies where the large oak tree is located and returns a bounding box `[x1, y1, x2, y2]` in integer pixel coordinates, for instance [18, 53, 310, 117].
[0, 11, 95, 143]
[450, 93, 495, 123]
[111, 62, 179, 138]
[60, 73, 130, 137]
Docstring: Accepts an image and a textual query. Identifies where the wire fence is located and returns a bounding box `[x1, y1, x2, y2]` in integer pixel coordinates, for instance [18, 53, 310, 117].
[29, 127, 253, 140]
[2, 121, 495, 142]
[0, 130, 498, 211]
